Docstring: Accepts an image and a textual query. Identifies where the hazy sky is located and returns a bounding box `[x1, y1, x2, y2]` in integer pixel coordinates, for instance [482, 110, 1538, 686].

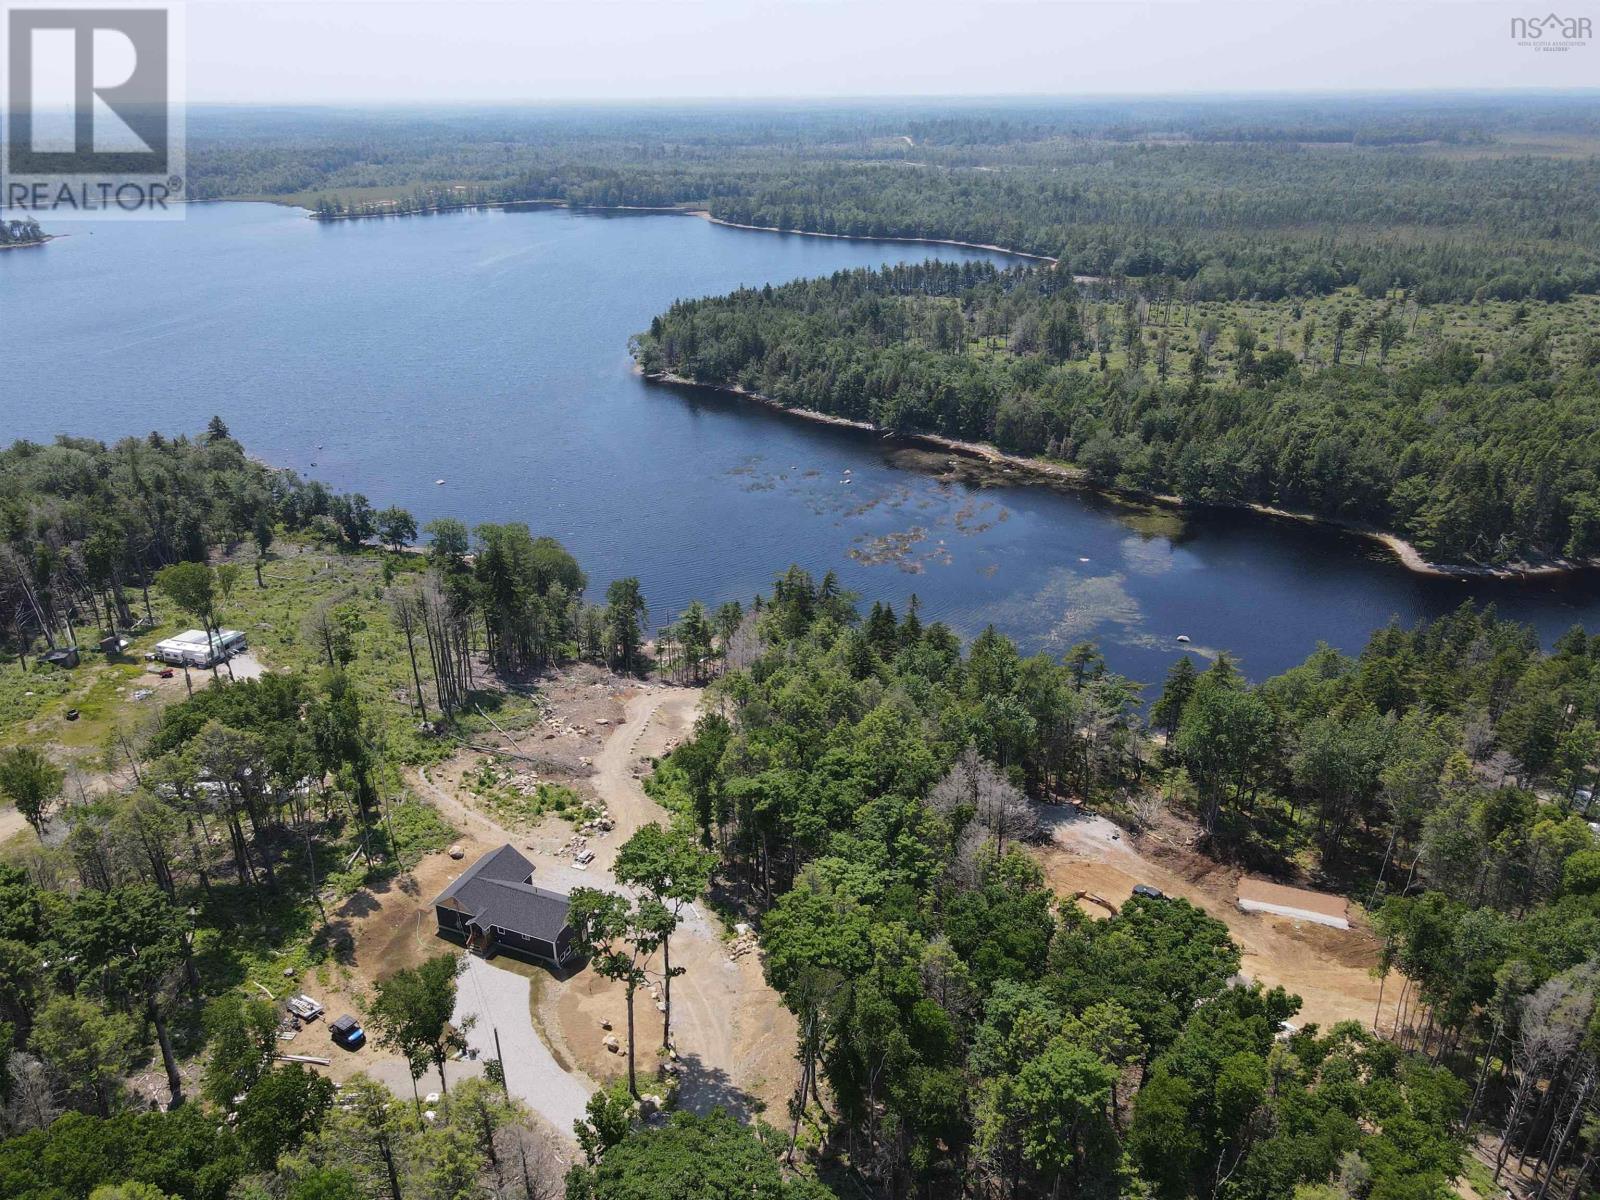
[174, 0, 1596, 103]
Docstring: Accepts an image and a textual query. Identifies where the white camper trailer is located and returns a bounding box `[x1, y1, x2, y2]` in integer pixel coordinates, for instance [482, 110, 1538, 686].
[153, 628, 247, 668]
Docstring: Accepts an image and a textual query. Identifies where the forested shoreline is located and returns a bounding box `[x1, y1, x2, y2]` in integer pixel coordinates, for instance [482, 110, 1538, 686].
[633, 261, 1600, 569]
[186, 96, 1600, 304]
[1, 423, 1599, 1199]
[0, 218, 48, 249]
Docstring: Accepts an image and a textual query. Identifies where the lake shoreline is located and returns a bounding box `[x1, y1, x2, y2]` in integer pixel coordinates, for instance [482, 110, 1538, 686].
[0, 234, 57, 251]
[642, 369, 1595, 581]
[295, 196, 1057, 264]
[182, 198, 1594, 580]
[681, 210, 1059, 265]
[303, 197, 690, 222]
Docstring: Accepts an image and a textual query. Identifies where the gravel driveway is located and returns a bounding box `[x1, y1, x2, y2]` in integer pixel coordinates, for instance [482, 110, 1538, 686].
[453, 953, 594, 1134]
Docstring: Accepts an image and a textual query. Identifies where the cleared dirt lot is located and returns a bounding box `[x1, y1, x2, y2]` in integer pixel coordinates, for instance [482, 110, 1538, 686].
[332, 670, 795, 1129]
[536, 686, 796, 1119]
[1035, 809, 1394, 1032]
[283, 846, 479, 1089]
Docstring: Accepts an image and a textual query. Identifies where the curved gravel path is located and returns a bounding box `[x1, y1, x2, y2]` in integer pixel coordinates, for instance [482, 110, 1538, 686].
[453, 953, 594, 1133]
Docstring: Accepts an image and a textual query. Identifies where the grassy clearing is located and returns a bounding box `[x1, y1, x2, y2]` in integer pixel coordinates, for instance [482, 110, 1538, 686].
[0, 660, 72, 731]
[2, 630, 178, 754]
[1455, 1153, 1501, 1200]
[207, 539, 541, 764]
[2, 538, 477, 765]
[463, 759, 589, 829]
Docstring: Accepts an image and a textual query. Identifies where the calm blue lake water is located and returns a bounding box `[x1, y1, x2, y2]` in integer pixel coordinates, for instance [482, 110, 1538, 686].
[5, 202, 1599, 683]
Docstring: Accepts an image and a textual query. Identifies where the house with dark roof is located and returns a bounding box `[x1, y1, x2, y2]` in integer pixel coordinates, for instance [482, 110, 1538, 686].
[432, 844, 577, 966]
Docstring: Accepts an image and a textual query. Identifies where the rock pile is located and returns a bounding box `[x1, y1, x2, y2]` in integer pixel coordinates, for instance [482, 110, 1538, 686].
[727, 925, 760, 961]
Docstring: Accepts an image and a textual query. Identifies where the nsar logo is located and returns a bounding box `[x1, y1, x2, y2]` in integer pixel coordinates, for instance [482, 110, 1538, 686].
[1509, 11, 1593, 51]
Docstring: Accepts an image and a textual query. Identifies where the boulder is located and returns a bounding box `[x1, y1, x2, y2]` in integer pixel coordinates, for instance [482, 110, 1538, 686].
[448, 844, 465, 860]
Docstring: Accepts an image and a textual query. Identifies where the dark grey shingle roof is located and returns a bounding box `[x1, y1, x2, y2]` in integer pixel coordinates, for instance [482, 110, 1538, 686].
[432, 844, 571, 943]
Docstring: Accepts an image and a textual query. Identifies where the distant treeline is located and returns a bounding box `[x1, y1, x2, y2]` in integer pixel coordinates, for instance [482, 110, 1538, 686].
[634, 261, 1600, 566]
[190, 98, 1600, 305]
[184, 96, 1600, 302]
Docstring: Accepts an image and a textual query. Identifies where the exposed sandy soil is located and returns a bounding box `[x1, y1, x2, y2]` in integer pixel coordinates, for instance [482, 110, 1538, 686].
[282, 848, 482, 1087]
[468, 662, 629, 774]
[1035, 808, 1395, 1032]
[0, 804, 29, 843]
[536, 684, 796, 1119]
[333, 667, 796, 1124]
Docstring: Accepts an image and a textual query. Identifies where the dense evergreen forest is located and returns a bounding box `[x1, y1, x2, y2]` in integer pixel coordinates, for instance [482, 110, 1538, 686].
[1, 424, 1599, 1199]
[633, 261, 1600, 566]
[183, 96, 1600, 303]
[640, 573, 1600, 1199]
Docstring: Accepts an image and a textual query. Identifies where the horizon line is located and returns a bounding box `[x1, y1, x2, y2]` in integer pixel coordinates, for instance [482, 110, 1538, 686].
[177, 86, 1600, 110]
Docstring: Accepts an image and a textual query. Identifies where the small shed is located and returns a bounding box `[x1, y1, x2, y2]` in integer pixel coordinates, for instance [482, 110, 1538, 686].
[40, 646, 80, 669]
[1237, 878, 1350, 930]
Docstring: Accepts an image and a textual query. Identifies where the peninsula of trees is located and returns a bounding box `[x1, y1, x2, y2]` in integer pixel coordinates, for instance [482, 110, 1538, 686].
[633, 261, 1600, 569]
[0, 218, 47, 249]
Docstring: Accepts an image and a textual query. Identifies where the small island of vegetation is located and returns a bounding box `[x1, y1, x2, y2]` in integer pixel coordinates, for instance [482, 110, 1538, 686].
[0, 217, 48, 250]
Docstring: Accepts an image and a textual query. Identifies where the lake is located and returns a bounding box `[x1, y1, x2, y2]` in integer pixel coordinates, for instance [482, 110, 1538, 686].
[5, 201, 1599, 684]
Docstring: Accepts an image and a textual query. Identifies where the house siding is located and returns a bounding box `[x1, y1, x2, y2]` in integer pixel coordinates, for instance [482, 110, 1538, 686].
[479, 925, 556, 962]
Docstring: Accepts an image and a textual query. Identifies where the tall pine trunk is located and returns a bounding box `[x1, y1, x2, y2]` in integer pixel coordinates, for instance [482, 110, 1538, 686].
[150, 1000, 183, 1108]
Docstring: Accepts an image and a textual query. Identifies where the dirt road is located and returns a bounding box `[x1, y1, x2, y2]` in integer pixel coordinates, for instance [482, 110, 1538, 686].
[547, 685, 795, 1117]
[1037, 810, 1393, 1032]
[412, 681, 795, 1119]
